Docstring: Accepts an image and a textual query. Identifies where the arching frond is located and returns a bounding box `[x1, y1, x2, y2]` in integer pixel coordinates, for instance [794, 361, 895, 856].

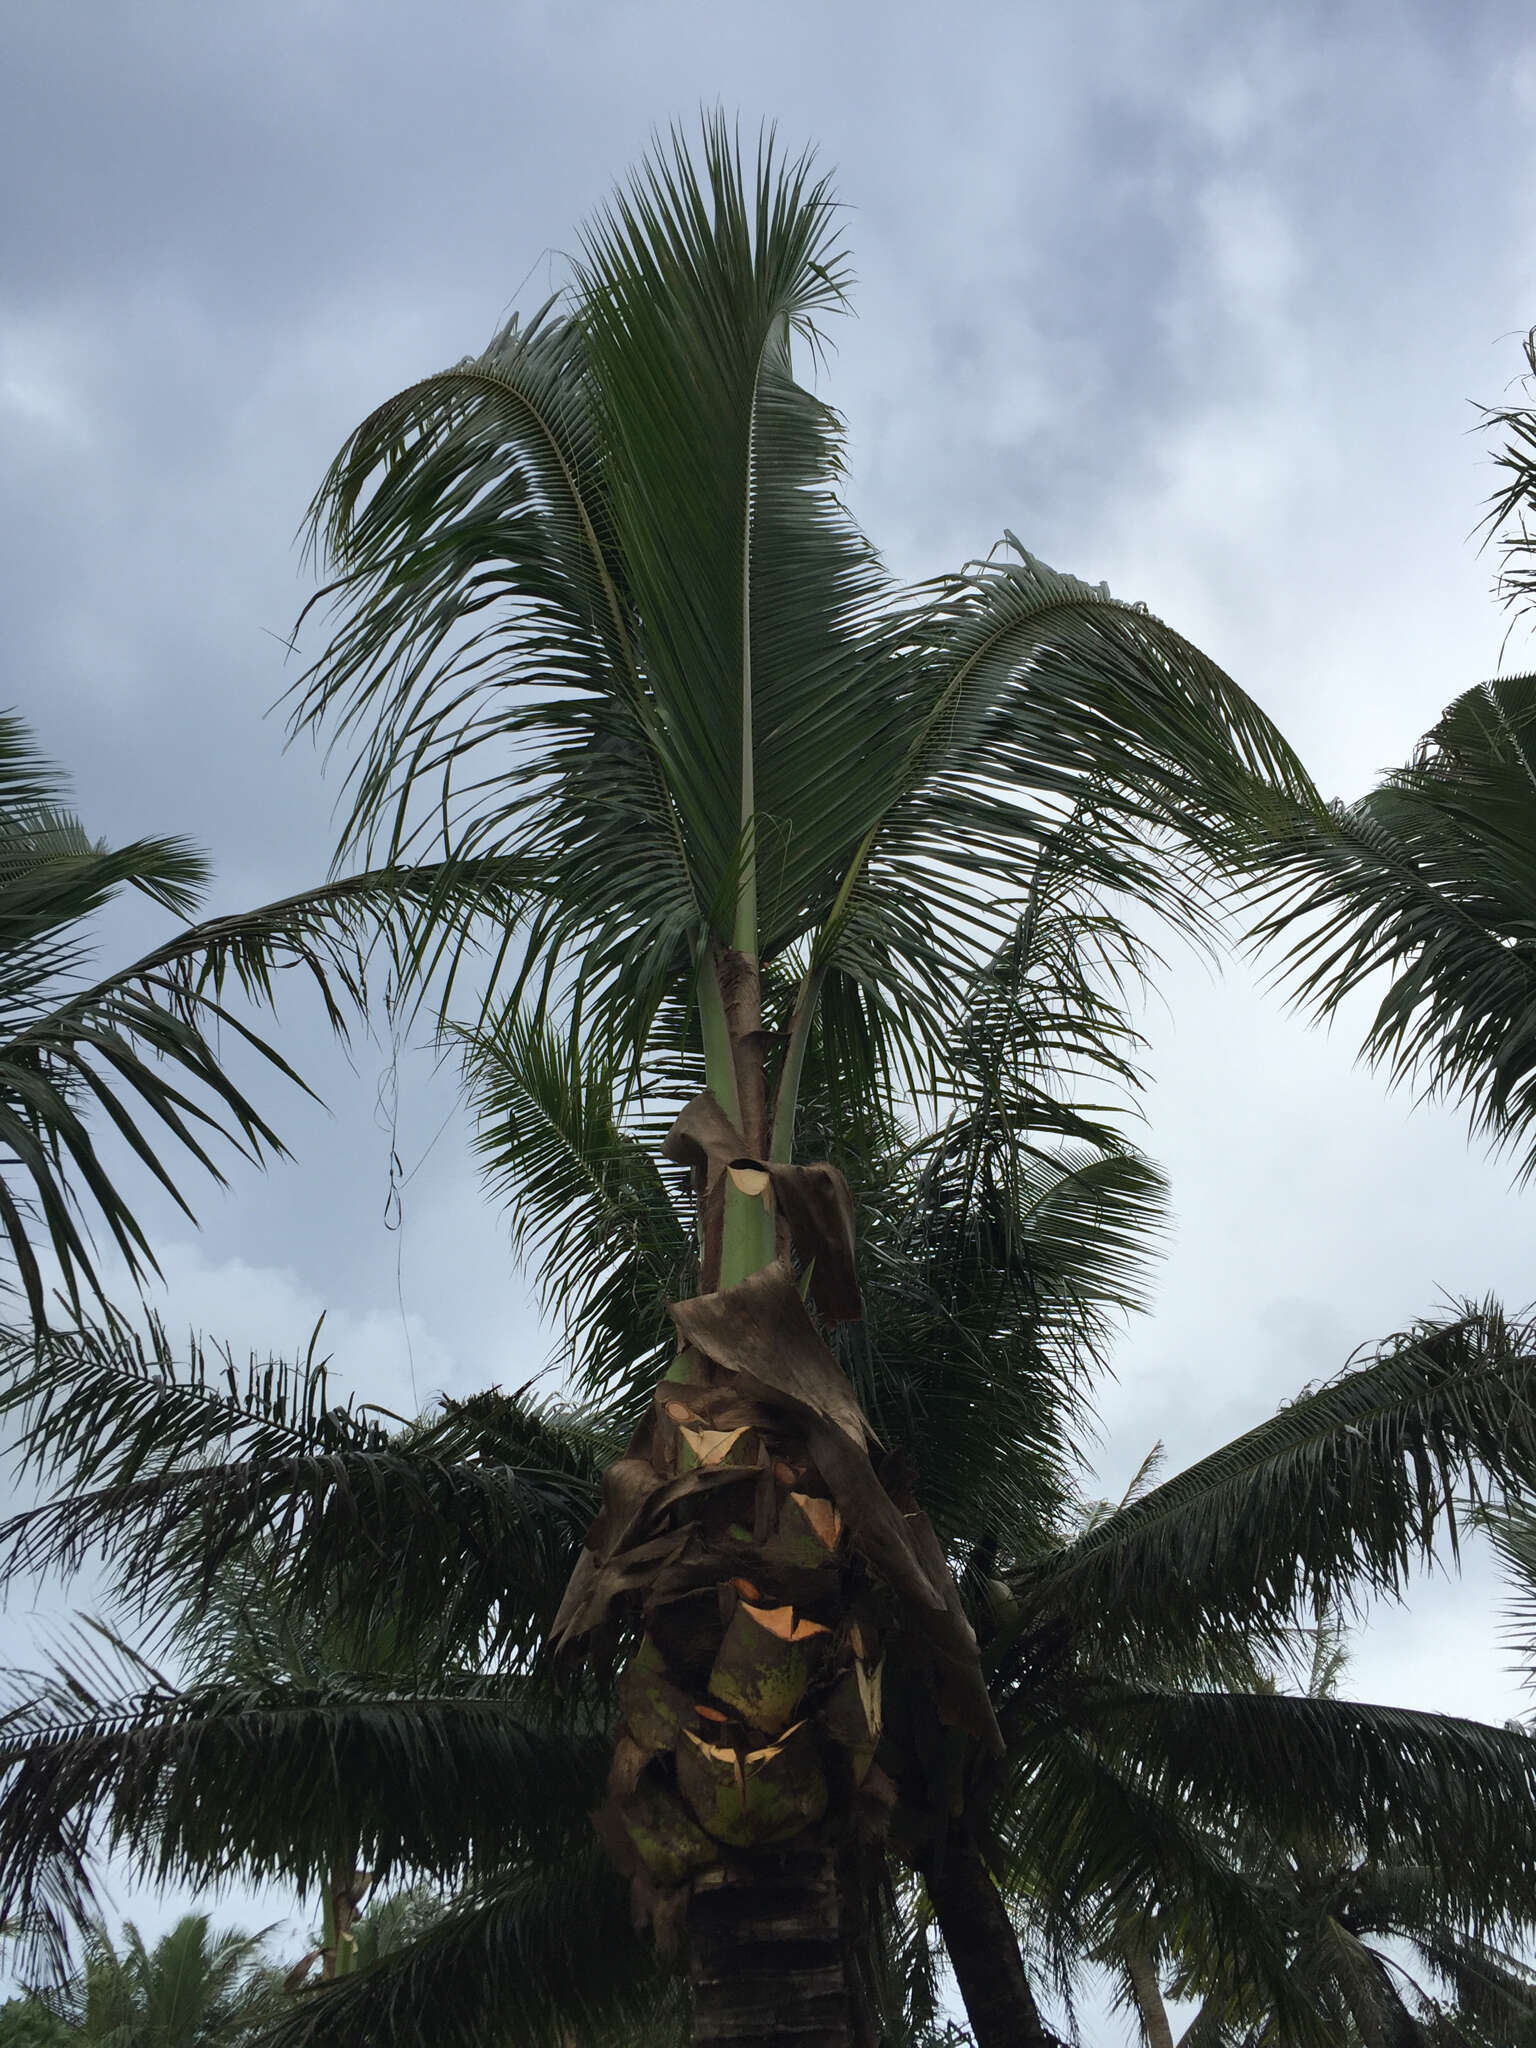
[0, 694, 532, 1326]
[1006, 1304, 1536, 1670]
[993, 1717, 1313, 2040]
[1251, 670, 1536, 1176]
[460, 1013, 689, 1402]
[1073, 1687, 1536, 1923]
[0, 1638, 601, 1976]
[0, 1321, 600, 1656]
[291, 124, 1314, 1087]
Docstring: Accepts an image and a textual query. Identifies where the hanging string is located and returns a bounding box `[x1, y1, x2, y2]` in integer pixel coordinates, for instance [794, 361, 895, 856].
[376, 972, 460, 1417]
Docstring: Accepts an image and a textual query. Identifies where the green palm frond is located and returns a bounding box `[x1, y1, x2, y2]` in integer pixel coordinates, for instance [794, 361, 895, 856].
[573, 122, 897, 948]
[940, 829, 1155, 1119]
[1005, 1303, 1536, 1671]
[994, 1719, 1311, 2039]
[0, 1635, 601, 1976]
[0, 800, 279, 1326]
[1075, 1688, 1536, 1923]
[1250, 671, 1536, 1176]
[0, 1321, 600, 1655]
[1408, 1923, 1536, 2045]
[1479, 322, 1536, 626]
[854, 1137, 1166, 1563]
[831, 548, 1315, 1014]
[460, 1012, 689, 1401]
[289, 266, 699, 1050]
[137, 856, 537, 1034]
[1019, 1609, 1536, 2048]
[0, 699, 532, 1325]
[808, 898, 1168, 1558]
[1479, 1501, 1536, 1699]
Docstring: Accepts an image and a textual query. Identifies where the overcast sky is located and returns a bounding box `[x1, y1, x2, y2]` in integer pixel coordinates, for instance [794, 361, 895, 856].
[6, 1, 1536, 2037]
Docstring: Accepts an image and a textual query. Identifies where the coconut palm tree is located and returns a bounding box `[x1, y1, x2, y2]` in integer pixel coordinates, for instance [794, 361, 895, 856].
[0, 707, 522, 1330]
[0, 871, 1143, 2046]
[272, 113, 1322, 2045]
[4, 1914, 282, 2048]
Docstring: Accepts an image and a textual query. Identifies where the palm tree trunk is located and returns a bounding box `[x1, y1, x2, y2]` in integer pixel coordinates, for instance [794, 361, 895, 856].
[920, 1824, 1060, 2048]
[320, 1860, 368, 1981]
[557, 953, 1000, 2048]
[687, 1847, 853, 2048]
[1122, 1943, 1175, 2048]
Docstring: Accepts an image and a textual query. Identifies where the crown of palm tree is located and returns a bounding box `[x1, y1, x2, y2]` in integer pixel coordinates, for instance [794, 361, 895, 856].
[290, 117, 1312, 1122]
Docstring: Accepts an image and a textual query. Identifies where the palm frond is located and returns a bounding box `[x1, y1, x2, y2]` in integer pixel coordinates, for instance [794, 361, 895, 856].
[137, 856, 538, 1032]
[854, 1137, 1166, 1564]
[290, 123, 1316, 1091]
[0, 1321, 600, 1656]
[993, 1719, 1312, 2039]
[819, 547, 1319, 1046]
[1250, 671, 1536, 1176]
[1479, 322, 1536, 626]
[289, 236, 701, 1054]
[808, 899, 1168, 1558]
[1408, 1923, 1536, 2045]
[0, 726, 531, 1324]
[0, 835, 280, 1327]
[460, 1012, 689, 1401]
[1004, 1303, 1536, 1671]
[255, 1848, 683, 2048]
[1074, 1687, 1536, 1922]
[0, 1636, 601, 1976]
[575, 119, 903, 949]
[1475, 1499, 1536, 1695]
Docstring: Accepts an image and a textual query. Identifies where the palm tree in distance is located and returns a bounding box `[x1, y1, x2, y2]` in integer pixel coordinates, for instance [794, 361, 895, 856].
[7, 1914, 281, 2048]
[1071, 1612, 1536, 2046]
[284, 116, 1314, 2045]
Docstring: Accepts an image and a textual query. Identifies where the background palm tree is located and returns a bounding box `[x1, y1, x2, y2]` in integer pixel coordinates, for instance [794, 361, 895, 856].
[2, 1916, 281, 2048]
[0, 1998, 69, 2048]
[1075, 1614, 1536, 2046]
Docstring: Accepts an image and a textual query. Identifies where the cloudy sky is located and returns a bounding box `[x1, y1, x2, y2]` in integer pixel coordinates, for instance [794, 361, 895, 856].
[6, 0, 1536, 2035]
